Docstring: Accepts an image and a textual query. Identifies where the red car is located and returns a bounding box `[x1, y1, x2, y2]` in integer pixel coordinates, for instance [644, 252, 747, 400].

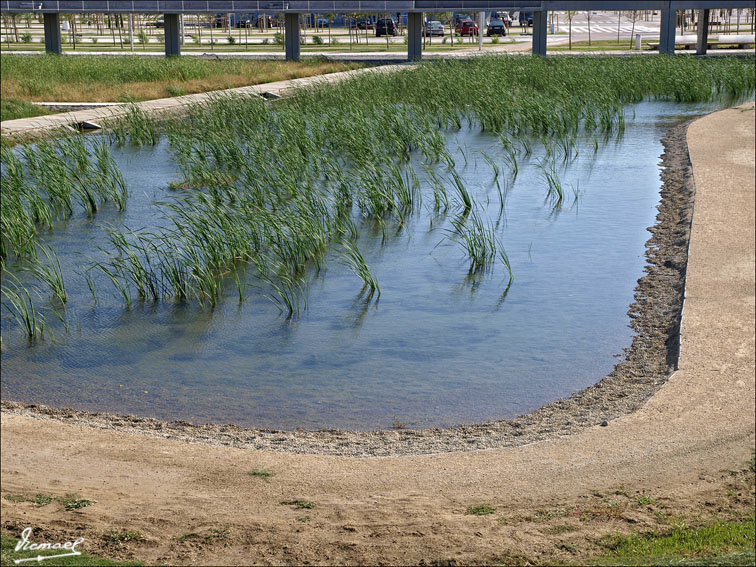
[455, 20, 479, 36]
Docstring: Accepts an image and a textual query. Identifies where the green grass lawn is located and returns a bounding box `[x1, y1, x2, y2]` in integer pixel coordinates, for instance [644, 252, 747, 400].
[551, 39, 657, 51]
[587, 517, 756, 566]
[0, 40, 517, 53]
[0, 97, 51, 121]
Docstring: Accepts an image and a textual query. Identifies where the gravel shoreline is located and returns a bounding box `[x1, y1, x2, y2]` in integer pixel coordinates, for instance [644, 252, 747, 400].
[0, 121, 696, 457]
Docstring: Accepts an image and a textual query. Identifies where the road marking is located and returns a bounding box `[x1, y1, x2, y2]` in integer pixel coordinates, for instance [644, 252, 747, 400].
[560, 25, 657, 34]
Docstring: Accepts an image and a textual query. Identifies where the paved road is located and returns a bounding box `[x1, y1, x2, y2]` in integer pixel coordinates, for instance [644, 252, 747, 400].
[554, 10, 660, 40]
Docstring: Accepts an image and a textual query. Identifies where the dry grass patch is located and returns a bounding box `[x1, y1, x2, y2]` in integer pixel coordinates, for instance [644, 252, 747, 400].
[1, 54, 364, 104]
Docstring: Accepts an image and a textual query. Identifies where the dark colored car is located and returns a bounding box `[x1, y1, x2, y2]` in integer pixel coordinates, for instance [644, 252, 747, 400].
[486, 17, 507, 36]
[455, 20, 478, 36]
[519, 11, 534, 27]
[376, 18, 398, 37]
[354, 19, 373, 30]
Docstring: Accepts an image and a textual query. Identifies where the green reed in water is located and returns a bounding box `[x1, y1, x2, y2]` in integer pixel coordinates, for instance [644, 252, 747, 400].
[2, 56, 752, 326]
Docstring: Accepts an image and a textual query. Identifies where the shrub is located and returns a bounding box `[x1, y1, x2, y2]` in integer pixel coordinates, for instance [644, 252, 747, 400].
[166, 85, 187, 97]
[491, 36, 500, 44]
[20, 32, 32, 43]
[312, 35, 324, 45]
[227, 34, 236, 44]
[273, 32, 284, 45]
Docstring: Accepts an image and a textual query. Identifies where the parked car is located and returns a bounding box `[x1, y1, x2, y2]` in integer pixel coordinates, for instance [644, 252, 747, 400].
[486, 17, 507, 36]
[455, 20, 478, 36]
[490, 11, 512, 27]
[354, 19, 373, 30]
[316, 18, 329, 27]
[424, 21, 445, 37]
[376, 18, 398, 37]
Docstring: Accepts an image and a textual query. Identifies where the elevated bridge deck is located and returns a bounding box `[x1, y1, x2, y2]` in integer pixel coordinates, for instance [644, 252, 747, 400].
[2, 1, 753, 58]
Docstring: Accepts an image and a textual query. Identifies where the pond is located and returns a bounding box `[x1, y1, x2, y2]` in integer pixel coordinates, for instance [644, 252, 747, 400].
[0, 99, 735, 431]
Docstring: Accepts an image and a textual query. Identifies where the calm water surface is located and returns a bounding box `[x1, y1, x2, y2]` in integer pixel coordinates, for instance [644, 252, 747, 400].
[0, 101, 729, 430]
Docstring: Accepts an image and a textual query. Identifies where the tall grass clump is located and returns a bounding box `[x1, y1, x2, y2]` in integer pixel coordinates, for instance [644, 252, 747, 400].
[341, 240, 380, 300]
[1, 274, 49, 341]
[1, 135, 128, 260]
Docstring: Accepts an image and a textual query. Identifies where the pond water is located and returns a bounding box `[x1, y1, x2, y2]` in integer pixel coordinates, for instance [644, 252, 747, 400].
[0, 100, 730, 430]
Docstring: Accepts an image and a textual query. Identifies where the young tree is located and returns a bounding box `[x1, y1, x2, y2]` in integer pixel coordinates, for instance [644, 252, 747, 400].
[629, 10, 639, 48]
[324, 13, 336, 45]
[566, 10, 577, 49]
[587, 10, 592, 46]
[436, 12, 453, 46]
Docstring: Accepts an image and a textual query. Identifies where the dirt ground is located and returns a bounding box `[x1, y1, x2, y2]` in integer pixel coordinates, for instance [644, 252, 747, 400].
[1, 103, 754, 566]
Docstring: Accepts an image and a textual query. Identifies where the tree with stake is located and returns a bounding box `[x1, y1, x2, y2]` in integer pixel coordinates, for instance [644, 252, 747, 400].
[629, 10, 639, 48]
[324, 13, 336, 45]
[587, 10, 591, 46]
[567, 10, 577, 49]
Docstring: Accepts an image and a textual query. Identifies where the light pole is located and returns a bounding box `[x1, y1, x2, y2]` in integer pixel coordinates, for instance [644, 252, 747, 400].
[478, 11, 484, 50]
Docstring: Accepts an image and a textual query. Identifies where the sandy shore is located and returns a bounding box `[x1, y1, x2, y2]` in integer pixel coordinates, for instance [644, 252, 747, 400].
[1, 102, 754, 565]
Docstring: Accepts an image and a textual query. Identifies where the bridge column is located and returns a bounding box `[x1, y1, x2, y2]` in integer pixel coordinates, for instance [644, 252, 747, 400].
[408, 12, 423, 61]
[696, 9, 710, 55]
[659, 8, 677, 54]
[164, 13, 181, 56]
[532, 10, 547, 55]
[285, 13, 301, 62]
[43, 12, 62, 54]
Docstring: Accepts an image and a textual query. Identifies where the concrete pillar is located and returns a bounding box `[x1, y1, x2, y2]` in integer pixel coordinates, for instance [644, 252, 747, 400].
[43, 13, 62, 54]
[407, 12, 423, 61]
[659, 8, 677, 54]
[532, 10, 547, 55]
[696, 9, 710, 55]
[164, 13, 181, 56]
[285, 13, 300, 62]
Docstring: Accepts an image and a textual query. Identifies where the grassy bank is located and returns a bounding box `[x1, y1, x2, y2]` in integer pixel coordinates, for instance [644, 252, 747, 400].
[551, 39, 657, 51]
[0, 54, 363, 110]
[588, 517, 756, 566]
[0, 97, 51, 121]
